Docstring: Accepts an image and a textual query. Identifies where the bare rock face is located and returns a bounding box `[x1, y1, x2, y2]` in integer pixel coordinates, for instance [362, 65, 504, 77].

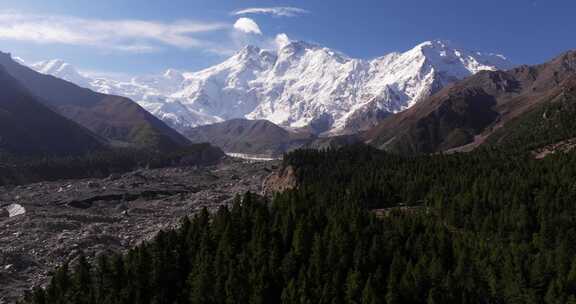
[0, 158, 280, 303]
[262, 165, 297, 196]
[532, 137, 576, 159]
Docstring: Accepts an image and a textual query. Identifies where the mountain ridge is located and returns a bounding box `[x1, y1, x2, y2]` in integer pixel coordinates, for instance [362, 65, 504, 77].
[364, 49, 576, 154]
[29, 38, 512, 135]
[0, 51, 191, 151]
[0, 65, 106, 156]
[184, 118, 315, 157]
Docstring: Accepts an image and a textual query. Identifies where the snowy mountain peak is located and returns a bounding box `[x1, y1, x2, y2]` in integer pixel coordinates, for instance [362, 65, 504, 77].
[32, 59, 91, 86]
[28, 40, 513, 135]
[413, 40, 512, 73]
[12, 56, 26, 65]
[277, 40, 327, 57]
[275, 33, 291, 49]
[33, 59, 72, 74]
[416, 39, 455, 50]
[273, 34, 347, 61]
[238, 44, 261, 56]
[163, 69, 183, 79]
[220, 45, 277, 71]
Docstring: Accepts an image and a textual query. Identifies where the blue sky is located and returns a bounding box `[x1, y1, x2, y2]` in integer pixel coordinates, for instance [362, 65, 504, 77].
[0, 0, 574, 77]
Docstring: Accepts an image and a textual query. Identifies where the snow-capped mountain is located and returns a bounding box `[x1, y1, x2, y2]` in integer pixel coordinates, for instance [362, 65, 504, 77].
[29, 37, 512, 134]
[32, 59, 92, 87]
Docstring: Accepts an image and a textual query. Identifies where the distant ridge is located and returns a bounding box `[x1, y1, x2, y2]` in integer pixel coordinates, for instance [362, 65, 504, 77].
[0, 51, 191, 151]
[0, 66, 105, 156]
[184, 119, 315, 157]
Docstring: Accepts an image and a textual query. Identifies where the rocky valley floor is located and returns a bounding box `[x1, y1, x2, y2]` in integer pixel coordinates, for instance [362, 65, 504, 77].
[0, 158, 280, 303]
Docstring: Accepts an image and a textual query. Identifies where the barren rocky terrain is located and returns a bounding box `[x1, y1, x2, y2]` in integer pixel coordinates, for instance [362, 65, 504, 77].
[0, 157, 280, 303]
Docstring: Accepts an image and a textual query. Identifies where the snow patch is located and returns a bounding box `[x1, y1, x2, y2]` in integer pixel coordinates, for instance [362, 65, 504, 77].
[275, 33, 291, 49]
[6, 204, 26, 217]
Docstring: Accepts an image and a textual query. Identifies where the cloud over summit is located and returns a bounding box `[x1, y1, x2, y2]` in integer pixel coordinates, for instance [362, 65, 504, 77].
[233, 18, 262, 35]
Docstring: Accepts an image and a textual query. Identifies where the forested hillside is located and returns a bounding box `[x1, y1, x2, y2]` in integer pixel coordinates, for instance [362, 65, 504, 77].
[486, 77, 576, 152]
[20, 145, 576, 304]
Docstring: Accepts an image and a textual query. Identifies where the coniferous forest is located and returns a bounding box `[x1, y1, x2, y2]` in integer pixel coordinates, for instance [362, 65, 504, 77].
[20, 145, 576, 304]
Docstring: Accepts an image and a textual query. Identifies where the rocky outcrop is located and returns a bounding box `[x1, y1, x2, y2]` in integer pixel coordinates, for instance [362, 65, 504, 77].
[262, 165, 297, 196]
[532, 137, 576, 159]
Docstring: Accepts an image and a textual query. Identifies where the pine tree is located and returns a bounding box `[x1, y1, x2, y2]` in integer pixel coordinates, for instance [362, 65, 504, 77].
[31, 287, 46, 304]
[360, 276, 380, 304]
[344, 270, 362, 304]
[72, 253, 93, 304]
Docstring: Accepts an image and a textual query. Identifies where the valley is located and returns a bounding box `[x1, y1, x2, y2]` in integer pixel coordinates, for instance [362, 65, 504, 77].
[0, 157, 279, 303]
[1, 2, 576, 303]
[3, 45, 576, 304]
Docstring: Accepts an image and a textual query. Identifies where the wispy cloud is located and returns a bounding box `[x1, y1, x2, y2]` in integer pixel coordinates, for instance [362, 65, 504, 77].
[232, 7, 310, 18]
[0, 11, 229, 53]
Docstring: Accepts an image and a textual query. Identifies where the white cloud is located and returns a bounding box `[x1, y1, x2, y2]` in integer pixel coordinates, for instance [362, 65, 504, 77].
[0, 11, 229, 53]
[275, 33, 291, 49]
[233, 18, 262, 35]
[233, 7, 310, 17]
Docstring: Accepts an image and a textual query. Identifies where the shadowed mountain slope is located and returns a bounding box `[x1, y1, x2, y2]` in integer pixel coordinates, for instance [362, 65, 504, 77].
[184, 119, 315, 156]
[0, 52, 190, 150]
[0, 66, 105, 156]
